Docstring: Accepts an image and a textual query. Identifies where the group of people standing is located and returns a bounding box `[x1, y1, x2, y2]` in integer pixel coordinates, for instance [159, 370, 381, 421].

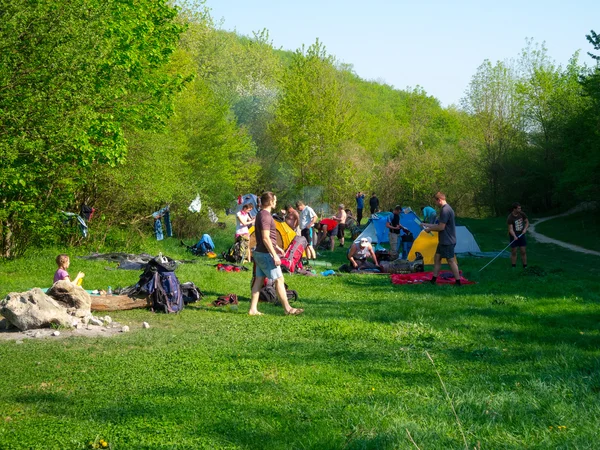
[242, 189, 530, 314]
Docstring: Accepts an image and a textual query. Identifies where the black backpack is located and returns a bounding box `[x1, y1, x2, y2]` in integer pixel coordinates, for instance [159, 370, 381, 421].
[137, 256, 184, 313]
[223, 235, 249, 264]
[180, 281, 203, 304]
[258, 278, 298, 305]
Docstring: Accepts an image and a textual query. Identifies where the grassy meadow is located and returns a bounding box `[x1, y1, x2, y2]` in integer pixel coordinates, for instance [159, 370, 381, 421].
[1, 214, 600, 449]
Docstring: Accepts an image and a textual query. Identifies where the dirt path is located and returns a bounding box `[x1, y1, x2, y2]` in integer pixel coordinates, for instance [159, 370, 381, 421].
[529, 203, 600, 257]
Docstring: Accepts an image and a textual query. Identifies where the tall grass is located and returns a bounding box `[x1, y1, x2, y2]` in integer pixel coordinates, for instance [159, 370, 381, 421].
[1, 214, 599, 449]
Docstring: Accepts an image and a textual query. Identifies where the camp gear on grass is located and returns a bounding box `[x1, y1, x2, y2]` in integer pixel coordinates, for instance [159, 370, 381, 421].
[212, 293, 238, 307]
[391, 270, 476, 285]
[223, 235, 249, 264]
[281, 236, 307, 273]
[258, 279, 298, 305]
[186, 234, 215, 256]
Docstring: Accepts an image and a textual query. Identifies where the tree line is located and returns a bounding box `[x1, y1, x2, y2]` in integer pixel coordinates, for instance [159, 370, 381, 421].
[1, 0, 598, 256]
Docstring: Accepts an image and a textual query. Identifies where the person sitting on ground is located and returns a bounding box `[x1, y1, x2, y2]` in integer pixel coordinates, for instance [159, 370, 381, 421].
[347, 237, 381, 271]
[316, 217, 339, 251]
[333, 204, 347, 247]
[54, 254, 85, 286]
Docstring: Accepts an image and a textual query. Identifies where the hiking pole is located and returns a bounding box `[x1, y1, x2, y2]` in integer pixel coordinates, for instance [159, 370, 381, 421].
[479, 234, 522, 272]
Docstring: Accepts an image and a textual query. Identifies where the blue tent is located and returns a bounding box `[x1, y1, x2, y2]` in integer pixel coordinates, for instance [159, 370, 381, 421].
[367, 210, 423, 244]
[236, 194, 259, 217]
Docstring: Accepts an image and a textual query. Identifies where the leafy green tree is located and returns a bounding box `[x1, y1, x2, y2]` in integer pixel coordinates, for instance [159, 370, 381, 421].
[269, 40, 357, 202]
[556, 31, 600, 202]
[515, 40, 586, 209]
[0, 0, 189, 256]
[461, 59, 526, 215]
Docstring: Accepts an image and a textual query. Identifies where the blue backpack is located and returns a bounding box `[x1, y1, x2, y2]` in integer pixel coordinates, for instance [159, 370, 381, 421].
[138, 257, 184, 313]
[190, 234, 215, 256]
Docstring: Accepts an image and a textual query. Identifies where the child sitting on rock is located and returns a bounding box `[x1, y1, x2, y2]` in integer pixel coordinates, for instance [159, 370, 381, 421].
[54, 254, 85, 286]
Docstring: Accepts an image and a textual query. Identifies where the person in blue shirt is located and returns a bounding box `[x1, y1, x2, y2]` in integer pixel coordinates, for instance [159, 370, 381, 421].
[421, 205, 437, 224]
[355, 192, 365, 225]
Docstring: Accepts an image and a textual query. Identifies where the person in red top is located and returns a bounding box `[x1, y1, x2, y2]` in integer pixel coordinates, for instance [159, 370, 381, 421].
[249, 192, 304, 316]
[315, 217, 338, 251]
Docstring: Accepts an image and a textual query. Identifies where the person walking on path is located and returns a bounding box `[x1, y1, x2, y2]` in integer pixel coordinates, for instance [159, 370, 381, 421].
[422, 192, 461, 286]
[507, 202, 529, 268]
[356, 192, 365, 225]
[296, 200, 317, 259]
[369, 193, 379, 215]
[249, 192, 304, 316]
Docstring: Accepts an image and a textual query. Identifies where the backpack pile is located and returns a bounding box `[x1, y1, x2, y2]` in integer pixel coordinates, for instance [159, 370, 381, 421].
[132, 255, 184, 313]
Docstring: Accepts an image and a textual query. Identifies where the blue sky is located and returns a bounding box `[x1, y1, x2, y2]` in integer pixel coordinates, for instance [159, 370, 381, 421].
[205, 0, 598, 107]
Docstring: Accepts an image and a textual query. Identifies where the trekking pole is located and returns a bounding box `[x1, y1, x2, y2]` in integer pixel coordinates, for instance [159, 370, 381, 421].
[479, 234, 522, 272]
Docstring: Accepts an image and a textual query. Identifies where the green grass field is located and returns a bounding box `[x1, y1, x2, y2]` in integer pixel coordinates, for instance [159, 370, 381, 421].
[534, 211, 600, 253]
[1, 215, 600, 449]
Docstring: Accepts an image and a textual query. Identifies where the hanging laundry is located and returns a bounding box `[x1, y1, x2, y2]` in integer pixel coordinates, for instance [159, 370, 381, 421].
[188, 195, 202, 213]
[61, 212, 88, 238]
[152, 205, 172, 240]
[208, 207, 219, 224]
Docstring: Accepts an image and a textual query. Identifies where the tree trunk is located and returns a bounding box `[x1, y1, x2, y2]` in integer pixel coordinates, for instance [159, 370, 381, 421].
[91, 295, 151, 312]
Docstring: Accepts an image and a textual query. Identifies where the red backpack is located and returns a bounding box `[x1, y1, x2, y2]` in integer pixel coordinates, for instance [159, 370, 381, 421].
[280, 236, 307, 273]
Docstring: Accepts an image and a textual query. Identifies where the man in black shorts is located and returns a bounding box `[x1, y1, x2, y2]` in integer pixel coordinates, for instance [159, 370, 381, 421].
[422, 192, 461, 285]
[507, 202, 529, 268]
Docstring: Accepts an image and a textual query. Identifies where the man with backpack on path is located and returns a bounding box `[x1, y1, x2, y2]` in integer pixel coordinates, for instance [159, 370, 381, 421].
[249, 192, 304, 316]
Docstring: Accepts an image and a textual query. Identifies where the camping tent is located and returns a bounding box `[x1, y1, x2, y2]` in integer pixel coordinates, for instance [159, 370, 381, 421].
[355, 210, 424, 244]
[248, 219, 297, 252]
[236, 194, 259, 217]
[408, 226, 481, 264]
[455, 226, 482, 253]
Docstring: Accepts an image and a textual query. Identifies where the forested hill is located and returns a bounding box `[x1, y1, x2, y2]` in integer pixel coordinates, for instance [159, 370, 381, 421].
[1, 0, 599, 257]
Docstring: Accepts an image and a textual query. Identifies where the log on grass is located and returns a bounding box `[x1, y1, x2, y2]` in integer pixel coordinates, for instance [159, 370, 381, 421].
[91, 295, 151, 312]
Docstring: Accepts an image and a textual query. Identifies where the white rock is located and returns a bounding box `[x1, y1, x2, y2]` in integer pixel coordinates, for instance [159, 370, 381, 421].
[121, 325, 130, 333]
[142, 322, 150, 329]
[51, 330, 60, 337]
[103, 316, 113, 324]
[89, 317, 103, 327]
